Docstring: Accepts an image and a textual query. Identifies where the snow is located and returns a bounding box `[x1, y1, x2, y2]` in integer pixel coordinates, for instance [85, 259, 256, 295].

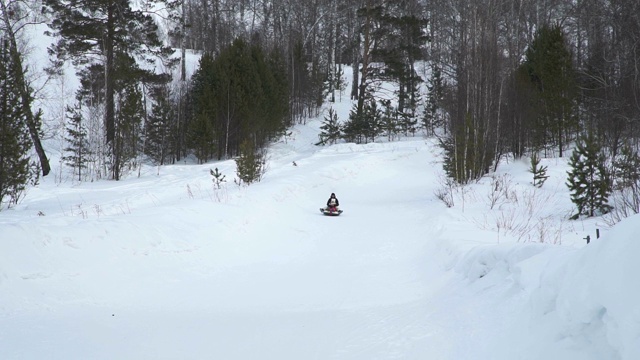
[2, 28, 640, 359]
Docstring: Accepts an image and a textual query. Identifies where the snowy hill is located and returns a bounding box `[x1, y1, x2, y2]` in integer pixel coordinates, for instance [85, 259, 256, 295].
[1, 35, 640, 358]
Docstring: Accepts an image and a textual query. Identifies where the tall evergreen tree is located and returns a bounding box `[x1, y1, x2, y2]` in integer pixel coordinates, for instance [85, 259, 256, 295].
[567, 133, 612, 218]
[145, 85, 174, 166]
[63, 101, 91, 181]
[423, 64, 444, 136]
[0, 0, 51, 176]
[189, 40, 289, 162]
[342, 97, 382, 144]
[442, 113, 486, 184]
[113, 83, 144, 178]
[380, 99, 400, 141]
[0, 37, 31, 207]
[523, 25, 577, 157]
[43, 0, 175, 180]
[373, 10, 428, 118]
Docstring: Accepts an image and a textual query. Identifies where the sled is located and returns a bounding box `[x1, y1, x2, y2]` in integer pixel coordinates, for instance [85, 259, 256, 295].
[320, 207, 343, 216]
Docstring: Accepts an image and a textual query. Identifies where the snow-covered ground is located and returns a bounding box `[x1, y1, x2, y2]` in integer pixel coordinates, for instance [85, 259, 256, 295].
[2, 34, 640, 358]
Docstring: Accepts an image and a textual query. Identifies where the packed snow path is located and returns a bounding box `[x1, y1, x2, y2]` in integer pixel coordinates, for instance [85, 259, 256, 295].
[2, 139, 502, 359]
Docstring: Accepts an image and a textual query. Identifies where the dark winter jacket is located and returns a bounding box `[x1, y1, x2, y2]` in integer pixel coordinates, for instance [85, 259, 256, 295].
[327, 196, 339, 207]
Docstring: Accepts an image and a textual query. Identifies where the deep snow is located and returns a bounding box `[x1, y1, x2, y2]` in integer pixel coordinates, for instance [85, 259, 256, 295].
[1, 26, 639, 358]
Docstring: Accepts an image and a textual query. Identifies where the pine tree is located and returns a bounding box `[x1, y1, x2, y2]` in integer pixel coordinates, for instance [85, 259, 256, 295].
[210, 167, 226, 189]
[342, 104, 365, 144]
[0, 38, 31, 207]
[342, 98, 382, 144]
[612, 144, 640, 191]
[113, 83, 144, 178]
[145, 85, 174, 166]
[63, 101, 91, 181]
[529, 152, 549, 187]
[398, 110, 418, 137]
[43, 0, 175, 180]
[523, 25, 576, 157]
[317, 107, 341, 145]
[362, 98, 382, 142]
[611, 144, 640, 215]
[566, 133, 612, 218]
[380, 99, 400, 141]
[0, 2, 51, 176]
[189, 41, 289, 161]
[423, 64, 444, 136]
[235, 139, 264, 185]
[442, 113, 484, 184]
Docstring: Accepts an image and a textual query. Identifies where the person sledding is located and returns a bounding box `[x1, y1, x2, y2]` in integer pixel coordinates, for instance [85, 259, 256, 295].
[320, 193, 342, 215]
[326, 193, 339, 212]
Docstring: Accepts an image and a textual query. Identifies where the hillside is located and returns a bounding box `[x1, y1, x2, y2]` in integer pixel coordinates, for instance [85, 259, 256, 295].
[1, 34, 639, 358]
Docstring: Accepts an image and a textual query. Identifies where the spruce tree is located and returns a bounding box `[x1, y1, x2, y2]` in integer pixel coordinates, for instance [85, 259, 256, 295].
[235, 139, 263, 185]
[523, 25, 576, 156]
[189, 52, 217, 163]
[398, 110, 418, 137]
[612, 144, 640, 191]
[0, 38, 31, 207]
[189, 41, 289, 161]
[611, 144, 640, 215]
[423, 64, 444, 136]
[529, 152, 549, 187]
[362, 98, 382, 142]
[317, 107, 341, 145]
[380, 99, 400, 141]
[145, 85, 174, 166]
[442, 113, 484, 184]
[63, 101, 91, 181]
[113, 83, 144, 178]
[566, 134, 612, 218]
[342, 104, 365, 144]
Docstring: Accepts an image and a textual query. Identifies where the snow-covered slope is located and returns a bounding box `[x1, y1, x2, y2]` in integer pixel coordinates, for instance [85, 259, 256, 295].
[1, 34, 639, 358]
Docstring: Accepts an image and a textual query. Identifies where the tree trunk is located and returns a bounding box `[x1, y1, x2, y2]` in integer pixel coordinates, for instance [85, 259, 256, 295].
[356, 0, 372, 114]
[0, 0, 51, 176]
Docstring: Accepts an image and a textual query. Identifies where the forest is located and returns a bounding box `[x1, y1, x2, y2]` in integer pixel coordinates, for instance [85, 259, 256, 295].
[1, 0, 640, 221]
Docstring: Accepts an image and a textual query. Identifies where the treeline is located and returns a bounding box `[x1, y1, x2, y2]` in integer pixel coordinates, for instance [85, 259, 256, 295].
[421, 0, 640, 220]
[2, 0, 640, 216]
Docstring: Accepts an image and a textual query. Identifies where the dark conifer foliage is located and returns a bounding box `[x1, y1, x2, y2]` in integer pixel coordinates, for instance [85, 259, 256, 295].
[188, 39, 289, 163]
[422, 64, 444, 137]
[0, 38, 31, 207]
[442, 113, 488, 184]
[317, 107, 341, 145]
[43, 0, 175, 180]
[113, 82, 144, 178]
[145, 85, 175, 167]
[235, 139, 264, 185]
[380, 99, 400, 141]
[567, 133, 611, 218]
[529, 152, 549, 188]
[522, 25, 576, 157]
[63, 101, 91, 181]
[371, 5, 428, 119]
[0, 1, 51, 177]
